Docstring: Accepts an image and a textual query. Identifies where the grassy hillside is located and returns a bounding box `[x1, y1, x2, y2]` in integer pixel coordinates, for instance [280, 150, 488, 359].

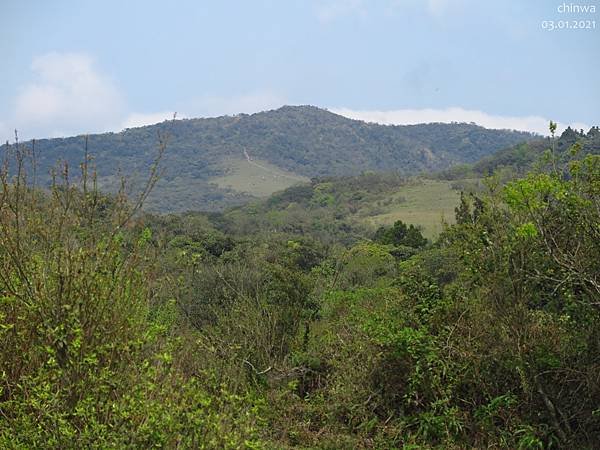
[217, 172, 464, 245]
[360, 179, 460, 239]
[1, 105, 535, 212]
[212, 157, 308, 197]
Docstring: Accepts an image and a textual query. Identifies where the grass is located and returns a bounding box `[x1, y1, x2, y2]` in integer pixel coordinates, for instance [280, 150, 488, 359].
[213, 164, 462, 239]
[212, 158, 308, 197]
[358, 179, 461, 239]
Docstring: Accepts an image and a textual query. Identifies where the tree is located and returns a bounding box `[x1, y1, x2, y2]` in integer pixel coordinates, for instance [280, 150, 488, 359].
[455, 191, 472, 224]
[374, 219, 427, 248]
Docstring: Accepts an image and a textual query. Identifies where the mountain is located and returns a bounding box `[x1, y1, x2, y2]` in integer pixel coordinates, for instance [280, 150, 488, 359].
[474, 126, 600, 174]
[438, 126, 600, 180]
[1, 105, 536, 212]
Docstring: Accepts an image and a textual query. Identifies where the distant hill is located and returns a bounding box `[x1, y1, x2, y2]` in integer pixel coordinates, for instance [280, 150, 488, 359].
[438, 126, 600, 180]
[1, 105, 536, 212]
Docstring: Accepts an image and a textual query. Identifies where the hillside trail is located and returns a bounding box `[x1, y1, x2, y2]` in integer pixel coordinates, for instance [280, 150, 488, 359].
[242, 148, 306, 182]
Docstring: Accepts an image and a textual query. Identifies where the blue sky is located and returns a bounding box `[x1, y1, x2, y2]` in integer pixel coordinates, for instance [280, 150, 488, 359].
[1, 0, 598, 139]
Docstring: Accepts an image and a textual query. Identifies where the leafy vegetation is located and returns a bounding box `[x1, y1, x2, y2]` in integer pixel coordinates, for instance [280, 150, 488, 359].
[373, 219, 428, 248]
[438, 125, 600, 181]
[0, 106, 535, 212]
[0, 142, 265, 448]
[2, 124, 599, 448]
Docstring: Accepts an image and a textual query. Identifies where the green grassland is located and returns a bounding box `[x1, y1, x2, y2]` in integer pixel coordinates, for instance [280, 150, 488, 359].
[212, 157, 308, 197]
[238, 173, 466, 242]
[358, 179, 461, 239]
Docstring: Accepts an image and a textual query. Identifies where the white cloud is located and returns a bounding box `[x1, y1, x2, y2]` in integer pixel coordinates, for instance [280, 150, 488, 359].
[5, 52, 188, 139]
[12, 52, 124, 138]
[121, 111, 185, 129]
[332, 107, 589, 136]
[1, 52, 288, 140]
[190, 91, 286, 117]
[119, 90, 285, 129]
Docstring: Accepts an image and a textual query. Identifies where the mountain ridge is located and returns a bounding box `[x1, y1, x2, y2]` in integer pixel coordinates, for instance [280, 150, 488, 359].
[1, 105, 537, 212]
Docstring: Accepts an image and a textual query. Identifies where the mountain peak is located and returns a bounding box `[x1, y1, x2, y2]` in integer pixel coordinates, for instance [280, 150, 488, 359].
[1, 110, 536, 212]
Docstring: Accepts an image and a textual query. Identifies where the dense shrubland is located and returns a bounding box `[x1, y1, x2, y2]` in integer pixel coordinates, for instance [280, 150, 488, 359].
[1, 128, 599, 448]
[0, 141, 265, 448]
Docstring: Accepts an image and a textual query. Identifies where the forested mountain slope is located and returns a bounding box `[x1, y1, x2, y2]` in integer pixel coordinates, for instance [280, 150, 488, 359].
[439, 125, 600, 180]
[1, 105, 535, 212]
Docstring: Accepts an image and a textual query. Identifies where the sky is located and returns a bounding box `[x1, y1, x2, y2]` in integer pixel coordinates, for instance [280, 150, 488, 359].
[1, 0, 598, 140]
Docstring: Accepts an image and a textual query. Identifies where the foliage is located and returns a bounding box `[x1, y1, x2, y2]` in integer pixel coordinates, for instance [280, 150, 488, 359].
[0, 106, 535, 212]
[0, 141, 265, 448]
[438, 126, 600, 182]
[2, 124, 599, 448]
[373, 219, 428, 248]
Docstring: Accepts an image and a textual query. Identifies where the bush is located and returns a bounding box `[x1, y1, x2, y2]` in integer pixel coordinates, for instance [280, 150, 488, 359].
[0, 143, 266, 448]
